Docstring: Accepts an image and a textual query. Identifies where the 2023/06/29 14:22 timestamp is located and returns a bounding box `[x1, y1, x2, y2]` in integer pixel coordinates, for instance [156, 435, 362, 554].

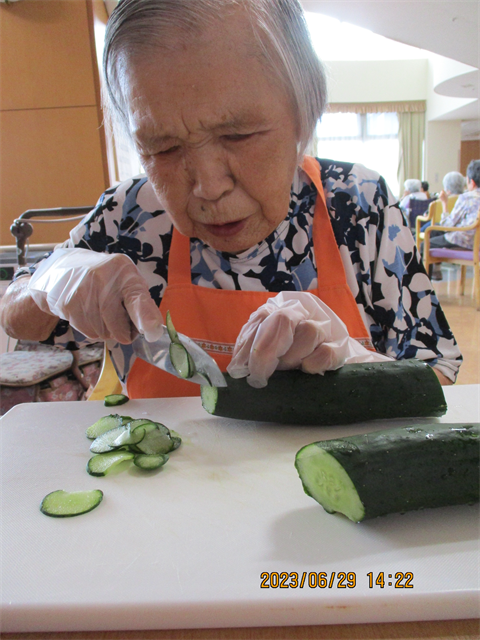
[259, 572, 414, 589]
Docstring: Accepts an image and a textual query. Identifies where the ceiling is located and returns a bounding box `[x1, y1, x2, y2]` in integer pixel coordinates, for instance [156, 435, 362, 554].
[301, 0, 479, 127]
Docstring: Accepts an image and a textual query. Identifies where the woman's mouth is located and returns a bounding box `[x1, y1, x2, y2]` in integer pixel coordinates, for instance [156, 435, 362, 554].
[203, 218, 247, 238]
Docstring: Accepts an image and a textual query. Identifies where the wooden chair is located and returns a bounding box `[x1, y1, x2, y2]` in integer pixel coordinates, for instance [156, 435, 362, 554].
[423, 209, 480, 310]
[415, 196, 459, 252]
[408, 197, 435, 228]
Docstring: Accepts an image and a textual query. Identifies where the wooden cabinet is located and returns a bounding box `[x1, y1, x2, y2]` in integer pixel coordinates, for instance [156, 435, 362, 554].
[0, 0, 110, 246]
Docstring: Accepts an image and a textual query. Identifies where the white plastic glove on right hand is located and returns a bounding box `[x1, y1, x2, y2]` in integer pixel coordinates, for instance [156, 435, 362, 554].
[227, 292, 391, 388]
[28, 248, 163, 344]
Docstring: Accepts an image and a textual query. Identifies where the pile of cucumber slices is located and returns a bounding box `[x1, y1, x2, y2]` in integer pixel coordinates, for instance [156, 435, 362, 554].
[40, 407, 182, 518]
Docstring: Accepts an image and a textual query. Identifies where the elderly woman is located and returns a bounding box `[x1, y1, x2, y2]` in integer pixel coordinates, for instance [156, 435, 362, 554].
[399, 178, 428, 216]
[0, 0, 461, 395]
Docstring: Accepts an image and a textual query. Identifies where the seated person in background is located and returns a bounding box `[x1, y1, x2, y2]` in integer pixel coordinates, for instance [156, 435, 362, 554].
[399, 178, 428, 218]
[421, 181, 431, 199]
[438, 171, 466, 214]
[431, 160, 480, 252]
[0, 0, 461, 391]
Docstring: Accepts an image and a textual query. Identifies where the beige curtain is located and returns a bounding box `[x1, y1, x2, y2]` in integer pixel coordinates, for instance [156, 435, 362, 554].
[327, 101, 426, 114]
[397, 111, 426, 197]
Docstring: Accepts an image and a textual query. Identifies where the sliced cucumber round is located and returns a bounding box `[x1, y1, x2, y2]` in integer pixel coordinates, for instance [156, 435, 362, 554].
[40, 489, 103, 518]
[134, 453, 169, 470]
[170, 429, 182, 450]
[104, 394, 129, 407]
[89, 425, 129, 454]
[201, 384, 218, 415]
[135, 423, 174, 455]
[169, 342, 196, 379]
[113, 426, 146, 448]
[166, 310, 181, 344]
[87, 451, 135, 476]
[86, 414, 132, 440]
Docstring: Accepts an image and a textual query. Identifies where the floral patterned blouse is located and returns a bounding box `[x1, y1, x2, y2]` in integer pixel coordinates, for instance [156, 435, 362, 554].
[36, 157, 462, 384]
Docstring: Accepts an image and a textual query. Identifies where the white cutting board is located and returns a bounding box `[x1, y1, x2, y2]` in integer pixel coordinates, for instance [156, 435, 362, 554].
[1, 385, 479, 633]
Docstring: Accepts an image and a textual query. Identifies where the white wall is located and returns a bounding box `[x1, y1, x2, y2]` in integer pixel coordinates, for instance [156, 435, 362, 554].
[326, 60, 428, 103]
[325, 58, 467, 186]
[425, 120, 462, 194]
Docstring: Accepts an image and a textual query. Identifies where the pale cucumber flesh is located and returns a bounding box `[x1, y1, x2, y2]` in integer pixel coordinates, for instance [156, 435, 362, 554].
[169, 342, 195, 378]
[295, 445, 365, 522]
[201, 385, 218, 414]
[40, 489, 103, 517]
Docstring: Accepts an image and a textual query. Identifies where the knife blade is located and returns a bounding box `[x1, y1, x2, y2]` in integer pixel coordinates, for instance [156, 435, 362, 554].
[132, 330, 227, 387]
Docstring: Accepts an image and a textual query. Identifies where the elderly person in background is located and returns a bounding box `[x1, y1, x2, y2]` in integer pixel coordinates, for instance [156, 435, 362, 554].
[431, 160, 480, 252]
[0, 0, 461, 394]
[439, 171, 466, 210]
[399, 178, 428, 218]
[421, 181, 430, 198]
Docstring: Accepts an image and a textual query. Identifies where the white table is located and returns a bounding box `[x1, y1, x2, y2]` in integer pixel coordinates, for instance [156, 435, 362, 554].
[1, 384, 479, 636]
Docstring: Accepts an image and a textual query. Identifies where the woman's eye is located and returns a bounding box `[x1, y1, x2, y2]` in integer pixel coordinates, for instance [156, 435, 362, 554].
[157, 145, 180, 155]
[223, 133, 254, 142]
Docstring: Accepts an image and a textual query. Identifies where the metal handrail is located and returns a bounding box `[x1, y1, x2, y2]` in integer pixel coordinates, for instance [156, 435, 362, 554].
[10, 207, 93, 267]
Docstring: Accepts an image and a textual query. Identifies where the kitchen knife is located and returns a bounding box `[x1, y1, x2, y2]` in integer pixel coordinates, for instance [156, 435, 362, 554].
[132, 330, 227, 387]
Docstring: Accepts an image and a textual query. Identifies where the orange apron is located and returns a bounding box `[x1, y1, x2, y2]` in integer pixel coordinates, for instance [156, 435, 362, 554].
[127, 156, 372, 398]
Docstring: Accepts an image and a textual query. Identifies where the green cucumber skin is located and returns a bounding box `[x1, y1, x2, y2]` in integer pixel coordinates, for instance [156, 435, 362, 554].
[296, 423, 480, 520]
[204, 360, 447, 425]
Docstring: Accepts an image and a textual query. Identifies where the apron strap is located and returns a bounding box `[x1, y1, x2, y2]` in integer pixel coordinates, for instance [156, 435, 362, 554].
[301, 156, 347, 288]
[167, 226, 192, 286]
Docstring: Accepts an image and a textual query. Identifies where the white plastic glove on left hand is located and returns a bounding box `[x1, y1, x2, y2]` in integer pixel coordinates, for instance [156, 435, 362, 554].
[227, 292, 391, 388]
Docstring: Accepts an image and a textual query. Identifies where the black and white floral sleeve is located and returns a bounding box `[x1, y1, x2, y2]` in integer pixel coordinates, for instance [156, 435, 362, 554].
[319, 159, 462, 382]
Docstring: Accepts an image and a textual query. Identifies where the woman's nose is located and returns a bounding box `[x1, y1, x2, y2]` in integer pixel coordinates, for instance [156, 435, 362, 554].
[187, 148, 235, 201]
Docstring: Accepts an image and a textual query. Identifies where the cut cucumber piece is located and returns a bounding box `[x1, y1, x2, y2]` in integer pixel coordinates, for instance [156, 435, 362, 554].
[40, 489, 103, 518]
[170, 429, 182, 450]
[87, 451, 135, 476]
[113, 426, 146, 448]
[104, 394, 129, 407]
[169, 342, 196, 379]
[201, 360, 447, 425]
[86, 414, 132, 439]
[166, 310, 181, 344]
[127, 418, 156, 431]
[295, 423, 480, 522]
[201, 385, 218, 415]
[89, 425, 129, 454]
[134, 454, 169, 470]
[166, 311, 197, 378]
[135, 423, 174, 455]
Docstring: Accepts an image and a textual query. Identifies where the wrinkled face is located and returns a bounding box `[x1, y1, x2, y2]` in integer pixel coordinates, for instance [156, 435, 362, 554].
[121, 12, 300, 253]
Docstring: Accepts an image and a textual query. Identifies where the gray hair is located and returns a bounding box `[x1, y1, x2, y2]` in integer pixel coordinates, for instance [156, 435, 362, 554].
[404, 179, 422, 193]
[103, 0, 327, 155]
[442, 171, 466, 194]
[466, 160, 480, 187]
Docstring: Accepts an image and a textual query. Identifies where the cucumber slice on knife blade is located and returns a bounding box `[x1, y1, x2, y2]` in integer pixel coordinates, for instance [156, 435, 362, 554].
[169, 342, 196, 379]
[166, 310, 181, 344]
[166, 310, 197, 379]
[40, 489, 103, 518]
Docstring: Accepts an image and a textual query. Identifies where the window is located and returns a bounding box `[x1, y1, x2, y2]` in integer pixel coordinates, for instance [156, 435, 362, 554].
[315, 112, 400, 195]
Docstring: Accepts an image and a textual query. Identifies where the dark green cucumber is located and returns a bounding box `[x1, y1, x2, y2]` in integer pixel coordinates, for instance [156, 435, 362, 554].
[295, 423, 480, 522]
[201, 360, 447, 425]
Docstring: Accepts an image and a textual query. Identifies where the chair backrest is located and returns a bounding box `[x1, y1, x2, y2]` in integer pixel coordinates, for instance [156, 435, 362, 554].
[427, 194, 459, 224]
[409, 198, 436, 227]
